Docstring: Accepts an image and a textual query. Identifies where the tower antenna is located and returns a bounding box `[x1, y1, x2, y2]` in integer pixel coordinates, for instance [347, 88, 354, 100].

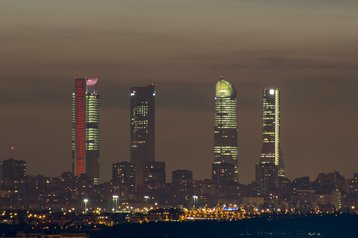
[10, 146, 15, 159]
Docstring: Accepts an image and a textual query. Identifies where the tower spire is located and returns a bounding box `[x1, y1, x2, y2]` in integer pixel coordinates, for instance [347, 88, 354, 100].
[10, 146, 15, 159]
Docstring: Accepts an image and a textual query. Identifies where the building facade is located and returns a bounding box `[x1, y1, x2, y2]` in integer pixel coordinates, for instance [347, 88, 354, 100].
[259, 88, 285, 177]
[72, 78, 100, 181]
[130, 85, 156, 186]
[140, 161, 166, 204]
[255, 162, 278, 196]
[112, 162, 136, 201]
[143, 161, 166, 192]
[213, 77, 239, 182]
[1, 158, 26, 189]
[172, 170, 193, 206]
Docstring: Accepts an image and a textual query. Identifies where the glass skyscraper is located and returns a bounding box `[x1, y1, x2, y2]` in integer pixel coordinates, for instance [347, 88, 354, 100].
[213, 77, 239, 182]
[72, 78, 100, 181]
[260, 88, 285, 177]
[130, 84, 155, 186]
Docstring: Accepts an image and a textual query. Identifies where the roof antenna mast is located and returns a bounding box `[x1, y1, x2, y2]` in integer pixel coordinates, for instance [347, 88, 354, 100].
[10, 146, 15, 159]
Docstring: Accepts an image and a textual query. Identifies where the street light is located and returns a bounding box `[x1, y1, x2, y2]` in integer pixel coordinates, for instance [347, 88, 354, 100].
[112, 195, 119, 212]
[83, 198, 89, 213]
[144, 195, 150, 204]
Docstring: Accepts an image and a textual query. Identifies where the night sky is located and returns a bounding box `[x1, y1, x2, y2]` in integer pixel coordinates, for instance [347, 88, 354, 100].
[1, 0, 358, 183]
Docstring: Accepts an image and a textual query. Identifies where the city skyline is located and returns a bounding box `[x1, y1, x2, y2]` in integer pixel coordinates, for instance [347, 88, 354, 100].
[1, 77, 355, 184]
[1, 0, 358, 183]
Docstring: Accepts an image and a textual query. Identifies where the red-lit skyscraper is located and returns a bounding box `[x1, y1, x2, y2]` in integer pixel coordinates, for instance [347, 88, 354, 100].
[72, 78, 100, 181]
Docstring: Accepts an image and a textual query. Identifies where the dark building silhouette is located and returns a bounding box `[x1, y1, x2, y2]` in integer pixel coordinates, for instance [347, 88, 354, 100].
[260, 88, 285, 177]
[0, 161, 3, 185]
[349, 173, 358, 193]
[292, 177, 313, 191]
[256, 162, 278, 196]
[213, 77, 239, 182]
[172, 170, 193, 206]
[112, 162, 136, 201]
[143, 161, 165, 192]
[130, 85, 156, 187]
[24, 175, 50, 194]
[314, 171, 347, 194]
[72, 77, 100, 182]
[212, 162, 239, 200]
[1, 158, 26, 189]
[1, 158, 26, 181]
[141, 161, 166, 204]
[212, 162, 236, 184]
[193, 179, 216, 207]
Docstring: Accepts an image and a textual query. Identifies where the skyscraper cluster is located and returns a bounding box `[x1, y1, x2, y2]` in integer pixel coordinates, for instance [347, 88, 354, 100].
[70, 76, 286, 196]
[72, 81, 165, 197]
[210, 78, 285, 199]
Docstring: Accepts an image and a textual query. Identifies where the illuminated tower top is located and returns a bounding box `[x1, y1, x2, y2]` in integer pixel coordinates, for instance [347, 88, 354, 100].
[85, 78, 99, 95]
[215, 78, 235, 98]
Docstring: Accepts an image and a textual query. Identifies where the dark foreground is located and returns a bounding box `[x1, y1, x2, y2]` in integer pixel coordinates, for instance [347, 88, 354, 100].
[1, 214, 358, 237]
[90, 214, 358, 238]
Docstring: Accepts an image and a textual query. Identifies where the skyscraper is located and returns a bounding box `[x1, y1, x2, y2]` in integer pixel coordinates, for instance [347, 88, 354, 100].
[72, 77, 100, 181]
[130, 84, 155, 186]
[213, 77, 239, 182]
[259, 88, 285, 177]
